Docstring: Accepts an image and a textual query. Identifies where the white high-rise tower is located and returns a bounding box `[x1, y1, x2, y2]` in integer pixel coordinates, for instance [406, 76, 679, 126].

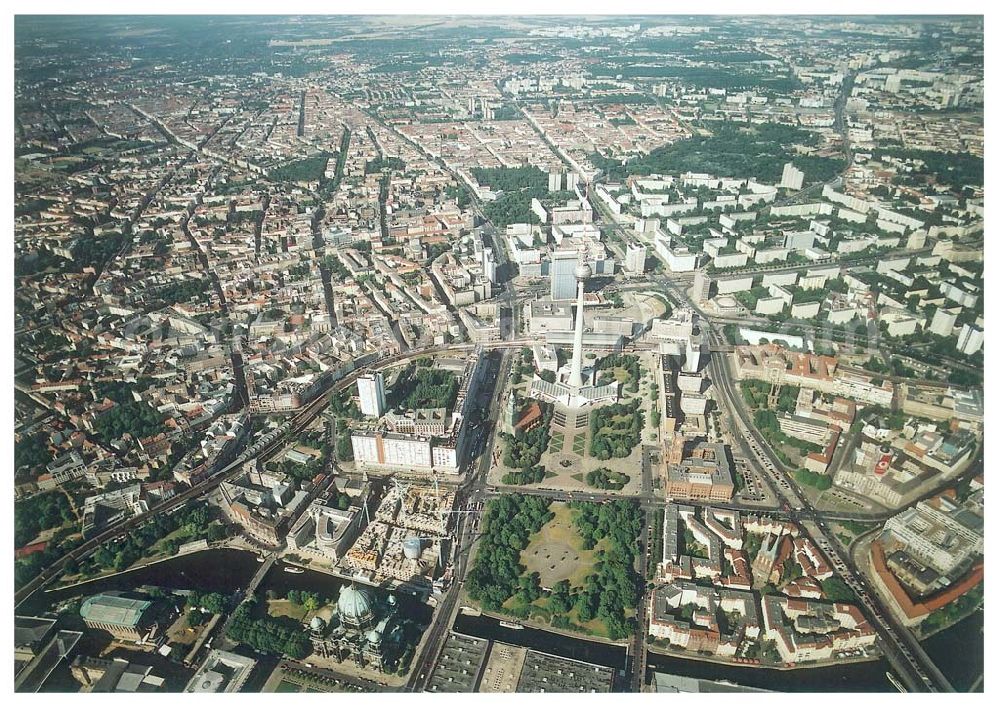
[567, 260, 592, 389]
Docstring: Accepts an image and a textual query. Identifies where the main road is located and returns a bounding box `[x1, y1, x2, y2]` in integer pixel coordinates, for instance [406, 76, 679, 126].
[703, 319, 953, 693]
[405, 347, 514, 692]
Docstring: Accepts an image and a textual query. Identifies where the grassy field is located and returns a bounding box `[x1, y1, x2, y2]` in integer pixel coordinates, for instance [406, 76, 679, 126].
[266, 599, 313, 622]
[519, 503, 606, 589]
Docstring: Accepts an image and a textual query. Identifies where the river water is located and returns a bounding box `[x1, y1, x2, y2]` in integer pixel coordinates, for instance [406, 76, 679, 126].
[23, 548, 982, 692]
[919, 609, 984, 692]
[22, 548, 431, 623]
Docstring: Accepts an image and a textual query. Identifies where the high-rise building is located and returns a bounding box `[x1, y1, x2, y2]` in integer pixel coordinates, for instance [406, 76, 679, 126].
[548, 170, 563, 192]
[625, 242, 647, 275]
[481, 247, 498, 284]
[957, 324, 983, 356]
[565, 172, 579, 191]
[780, 162, 804, 190]
[692, 270, 712, 303]
[928, 307, 960, 337]
[683, 337, 702, 373]
[357, 372, 387, 418]
[549, 249, 580, 301]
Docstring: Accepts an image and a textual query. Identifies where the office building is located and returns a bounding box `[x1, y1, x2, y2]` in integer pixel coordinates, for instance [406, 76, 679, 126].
[692, 270, 712, 303]
[780, 162, 804, 190]
[358, 372, 387, 418]
[663, 442, 735, 502]
[928, 307, 960, 337]
[625, 241, 647, 275]
[957, 324, 983, 355]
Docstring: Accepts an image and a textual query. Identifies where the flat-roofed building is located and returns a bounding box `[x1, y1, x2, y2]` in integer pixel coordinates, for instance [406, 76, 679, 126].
[313, 503, 365, 562]
[426, 632, 489, 693]
[526, 300, 573, 333]
[663, 442, 735, 502]
[184, 650, 257, 693]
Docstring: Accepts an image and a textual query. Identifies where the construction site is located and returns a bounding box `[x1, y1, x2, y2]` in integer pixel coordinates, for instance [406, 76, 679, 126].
[339, 482, 458, 591]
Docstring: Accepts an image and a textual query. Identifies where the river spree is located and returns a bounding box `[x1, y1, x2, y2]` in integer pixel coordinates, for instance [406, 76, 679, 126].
[21, 548, 431, 624]
[645, 650, 895, 692]
[453, 613, 628, 670]
[920, 609, 984, 692]
[21, 547, 981, 693]
[21, 548, 261, 615]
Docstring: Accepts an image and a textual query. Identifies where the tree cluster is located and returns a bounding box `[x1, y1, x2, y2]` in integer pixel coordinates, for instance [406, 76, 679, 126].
[15, 491, 74, 548]
[226, 596, 311, 659]
[481, 187, 546, 229]
[465, 495, 554, 611]
[14, 433, 53, 476]
[286, 589, 324, 611]
[595, 353, 641, 392]
[585, 467, 630, 491]
[391, 365, 459, 411]
[94, 400, 164, 442]
[470, 166, 547, 193]
[618, 123, 842, 184]
[364, 156, 405, 174]
[501, 465, 547, 486]
[269, 152, 333, 184]
[568, 500, 642, 640]
[794, 467, 833, 491]
[874, 148, 983, 190]
[589, 400, 644, 460]
[500, 402, 553, 469]
[820, 577, 857, 603]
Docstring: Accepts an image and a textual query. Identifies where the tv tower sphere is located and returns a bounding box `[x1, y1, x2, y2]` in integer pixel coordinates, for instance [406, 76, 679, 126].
[574, 262, 592, 281]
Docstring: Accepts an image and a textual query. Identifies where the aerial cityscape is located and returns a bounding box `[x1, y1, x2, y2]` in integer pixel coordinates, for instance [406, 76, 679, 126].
[12, 12, 984, 695]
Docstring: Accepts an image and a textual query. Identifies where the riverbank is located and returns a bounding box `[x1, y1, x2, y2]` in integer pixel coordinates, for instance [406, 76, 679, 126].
[645, 647, 895, 692]
[48, 539, 240, 593]
[453, 611, 628, 672]
[477, 608, 629, 648]
[646, 644, 881, 672]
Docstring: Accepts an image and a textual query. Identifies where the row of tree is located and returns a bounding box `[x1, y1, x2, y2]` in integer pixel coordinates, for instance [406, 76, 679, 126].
[85, 502, 217, 574]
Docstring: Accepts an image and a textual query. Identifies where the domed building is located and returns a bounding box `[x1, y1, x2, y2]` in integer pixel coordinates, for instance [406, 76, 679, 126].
[336, 584, 375, 630]
[308, 583, 404, 673]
